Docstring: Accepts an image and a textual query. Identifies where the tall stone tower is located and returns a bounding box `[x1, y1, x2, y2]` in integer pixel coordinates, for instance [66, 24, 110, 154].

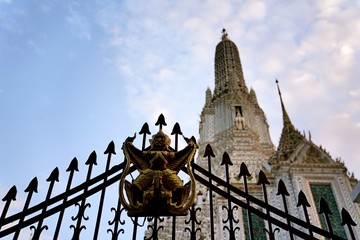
[148, 29, 360, 239]
[197, 29, 274, 181]
[194, 29, 276, 239]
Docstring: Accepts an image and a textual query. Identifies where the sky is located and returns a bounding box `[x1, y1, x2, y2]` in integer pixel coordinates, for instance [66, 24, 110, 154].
[0, 0, 360, 239]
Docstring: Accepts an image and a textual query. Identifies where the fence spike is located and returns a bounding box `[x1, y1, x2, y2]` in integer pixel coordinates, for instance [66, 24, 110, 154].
[104, 141, 116, 155]
[85, 151, 97, 166]
[297, 190, 310, 207]
[2, 185, 17, 202]
[340, 208, 356, 226]
[238, 162, 251, 178]
[66, 157, 79, 172]
[341, 208, 357, 240]
[221, 151, 233, 166]
[171, 122, 183, 135]
[257, 170, 270, 185]
[25, 177, 38, 193]
[203, 144, 215, 158]
[276, 179, 289, 196]
[139, 122, 151, 135]
[155, 113, 167, 130]
[319, 197, 332, 215]
[47, 167, 59, 182]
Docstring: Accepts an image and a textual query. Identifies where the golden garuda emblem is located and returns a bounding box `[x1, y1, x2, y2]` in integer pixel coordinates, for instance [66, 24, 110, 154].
[119, 114, 197, 216]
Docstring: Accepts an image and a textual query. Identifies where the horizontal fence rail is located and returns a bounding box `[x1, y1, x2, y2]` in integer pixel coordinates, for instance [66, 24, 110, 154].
[0, 120, 358, 240]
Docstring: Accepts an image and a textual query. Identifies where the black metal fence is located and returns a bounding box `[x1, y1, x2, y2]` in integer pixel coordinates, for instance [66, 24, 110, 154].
[0, 119, 358, 240]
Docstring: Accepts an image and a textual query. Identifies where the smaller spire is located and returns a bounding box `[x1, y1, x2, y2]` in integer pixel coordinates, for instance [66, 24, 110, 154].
[276, 79, 293, 130]
[205, 87, 212, 107]
[221, 28, 228, 40]
[275, 80, 304, 160]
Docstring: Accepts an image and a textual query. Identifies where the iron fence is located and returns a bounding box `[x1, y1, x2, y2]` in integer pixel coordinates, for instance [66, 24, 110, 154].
[0, 119, 357, 240]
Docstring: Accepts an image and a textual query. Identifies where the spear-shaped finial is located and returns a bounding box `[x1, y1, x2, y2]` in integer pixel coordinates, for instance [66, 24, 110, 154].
[203, 144, 215, 158]
[155, 114, 167, 131]
[238, 162, 251, 178]
[221, 151, 233, 166]
[341, 208, 357, 239]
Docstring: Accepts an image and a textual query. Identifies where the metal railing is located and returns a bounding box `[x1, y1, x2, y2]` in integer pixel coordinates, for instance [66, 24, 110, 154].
[0, 119, 357, 240]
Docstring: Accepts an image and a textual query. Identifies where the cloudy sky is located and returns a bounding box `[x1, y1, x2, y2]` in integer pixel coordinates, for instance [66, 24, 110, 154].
[1, 0, 360, 238]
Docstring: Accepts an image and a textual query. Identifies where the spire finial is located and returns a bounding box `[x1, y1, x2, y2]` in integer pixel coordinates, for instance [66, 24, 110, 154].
[222, 28, 228, 40]
[276, 79, 293, 128]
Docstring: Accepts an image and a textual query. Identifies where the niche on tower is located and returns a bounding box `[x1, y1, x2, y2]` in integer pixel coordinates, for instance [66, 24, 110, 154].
[234, 105, 245, 130]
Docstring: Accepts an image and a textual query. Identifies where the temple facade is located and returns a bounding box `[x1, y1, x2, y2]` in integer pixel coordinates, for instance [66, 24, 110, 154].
[146, 30, 360, 239]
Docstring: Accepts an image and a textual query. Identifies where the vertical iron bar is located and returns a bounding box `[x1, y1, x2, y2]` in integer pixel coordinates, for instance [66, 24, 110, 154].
[133, 123, 150, 240]
[302, 205, 313, 237]
[94, 142, 116, 240]
[153, 216, 158, 239]
[297, 190, 313, 238]
[319, 197, 333, 237]
[224, 160, 235, 240]
[206, 146, 215, 240]
[190, 203, 196, 240]
[281, 194, 294, 240]
[258, 171, 274, 240]
[54, 158, 78, 240]
[240, 163, 254, 240]
[13, 177, 38, 240]
[71, 151, 96, 239]
[171, 123, 180, 240]
[276, 179, 293, 240]
[220, 152, 237, 240]
[32, 168, 59, 239]
[113, 200, 123, 239]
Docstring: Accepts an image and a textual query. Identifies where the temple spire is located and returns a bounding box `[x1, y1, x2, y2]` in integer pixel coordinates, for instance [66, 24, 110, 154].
[276, 79, 294, 130]
[275, 80, 304, 159]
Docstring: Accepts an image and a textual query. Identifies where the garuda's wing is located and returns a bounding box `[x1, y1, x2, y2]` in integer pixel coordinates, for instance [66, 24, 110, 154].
[167, 138, 197, 172]
[122, 139, 150, 170]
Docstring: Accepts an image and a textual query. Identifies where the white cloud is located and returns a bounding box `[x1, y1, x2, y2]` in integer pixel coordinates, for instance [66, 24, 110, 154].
[94, 0, 360, 178]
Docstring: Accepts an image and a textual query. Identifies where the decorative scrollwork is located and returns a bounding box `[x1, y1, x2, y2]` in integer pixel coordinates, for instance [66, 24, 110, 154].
[107, 205, 126, 239]
[30, 225, 48, 240]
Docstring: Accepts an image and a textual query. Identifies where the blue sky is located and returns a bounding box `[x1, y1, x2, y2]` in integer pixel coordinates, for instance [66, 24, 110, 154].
[1, 0, 360, 239]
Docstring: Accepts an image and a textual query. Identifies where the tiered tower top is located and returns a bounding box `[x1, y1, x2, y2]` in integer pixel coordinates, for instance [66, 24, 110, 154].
[214, 29, 247, 98]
